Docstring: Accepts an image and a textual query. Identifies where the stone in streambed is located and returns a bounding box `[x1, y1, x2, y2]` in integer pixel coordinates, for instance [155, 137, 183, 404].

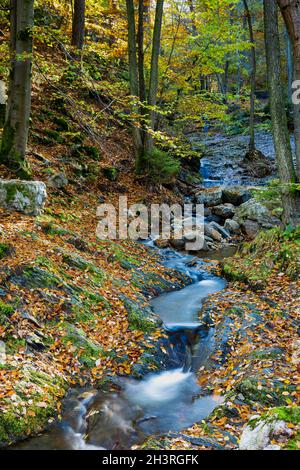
[224, 218, 241, 234]
[204, 223, 223, 242]
[222, 185, 253, 206]
[212, 203, 236, 219]
[195, 187, 223, 206]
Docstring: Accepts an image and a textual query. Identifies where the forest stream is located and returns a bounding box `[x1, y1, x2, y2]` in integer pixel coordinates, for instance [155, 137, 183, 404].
[12, 245, 228, 450]
[11, 132, 258, 450]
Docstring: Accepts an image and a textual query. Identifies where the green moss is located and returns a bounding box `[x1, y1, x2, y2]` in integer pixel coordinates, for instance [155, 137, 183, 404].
[0, 406, 54, 445]
[267, 406, 300, 425]
[0, 243, 11, 259]
[13, 266, 63, 290]
[249, 347, 284, 361]
[62, 324, 104, 367]
[44, 129, 65, 144]
[103, 166, 119, 181]
[81, 145, 101, 160]
[62, 252, 105, 286]
[0, 300, 14, 326]
[223, 227, 300, 285]
[0, 368, 67, 446]
[53, 116, 70, 131]
[123, 299, 156, 333]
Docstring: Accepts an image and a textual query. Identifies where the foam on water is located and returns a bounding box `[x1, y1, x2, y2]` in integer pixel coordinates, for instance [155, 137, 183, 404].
[125, 368, 196, 405]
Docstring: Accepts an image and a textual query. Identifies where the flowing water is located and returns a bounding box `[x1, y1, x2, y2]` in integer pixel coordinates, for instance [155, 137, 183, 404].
[13, 248, 227, 450]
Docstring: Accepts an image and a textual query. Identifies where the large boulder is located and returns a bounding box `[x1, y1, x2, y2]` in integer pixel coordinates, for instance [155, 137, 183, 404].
[204, 221, 230, 242]
[195, 187, 223, 207]
[222, 186, 253, 206]
[0, 180, 47, 216]
[204, 223, 223, 242]
[212, 203, 235, 219]
[239, 417, 293, 450]
[224, 218, 241, 234]
[233, 199, 281, 238]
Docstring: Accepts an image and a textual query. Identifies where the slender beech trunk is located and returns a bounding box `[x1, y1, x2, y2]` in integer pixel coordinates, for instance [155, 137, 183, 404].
[264, 0, 300, 225]
[137, 0, 146, 106]
[243, 0, 256, 152]
[0, 0, 34, 178]
[223, 60, 230, 97]
[125, 0, 143, 169]
[285, 27, 294, 102]
[144, 0, 164, 155]
[71, 0, 86, 50]
[277, 0, 300, 180]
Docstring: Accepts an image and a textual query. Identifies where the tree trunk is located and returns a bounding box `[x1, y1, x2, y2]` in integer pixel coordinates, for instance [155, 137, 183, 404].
[223, 60, 230, 97]
[71, 0, 86, 50]
[278, 0, 300, 180]
[264, 0, 300, 225]
[285, 26, 294, 102]
[125, 0, 143, 170]
[243, 0, 256, 152]
[144, 0, 164, 156]
[0, 0, 34, 178]
[137, 0, 146, 105]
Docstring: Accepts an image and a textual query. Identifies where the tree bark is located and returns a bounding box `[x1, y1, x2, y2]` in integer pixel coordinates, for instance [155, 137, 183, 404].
[285, 26, 294, 102]
[243, 0, 256, 152]
[137, 0, 146, 105]
[144, 0, 164, 155]
[264, 0, 300, 225]
[71, 0, 86, 50]
[277, 0, 300, 180]
[125, 0, 143, 169]
[0, 0, 34, 178]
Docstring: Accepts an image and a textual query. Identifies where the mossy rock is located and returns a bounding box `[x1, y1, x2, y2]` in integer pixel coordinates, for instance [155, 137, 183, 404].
[121, 295, 161, 332]
[62, 324, 104, 367]
[61, 252, 105, 286]
[0, 367, 66, 447]
[10, 266, 63, 291]
[0, 180, 47, 216]
[237, 376, 292, 406]
[249, 347, 284, 361]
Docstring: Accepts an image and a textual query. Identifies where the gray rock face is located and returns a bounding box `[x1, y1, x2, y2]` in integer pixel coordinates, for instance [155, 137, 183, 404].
[0, 180, 47, 216]
[222, 185, 253, 206]
[195, 188, 223, 206]
[233, 199, 281, 238]
[242, 219, 260, 238]
[212, 203, 235, 219]
[224, 218, 241, 234]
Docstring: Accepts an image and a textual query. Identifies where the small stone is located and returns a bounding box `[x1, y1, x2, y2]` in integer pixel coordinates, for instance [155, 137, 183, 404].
[47, 173, 68, 189]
